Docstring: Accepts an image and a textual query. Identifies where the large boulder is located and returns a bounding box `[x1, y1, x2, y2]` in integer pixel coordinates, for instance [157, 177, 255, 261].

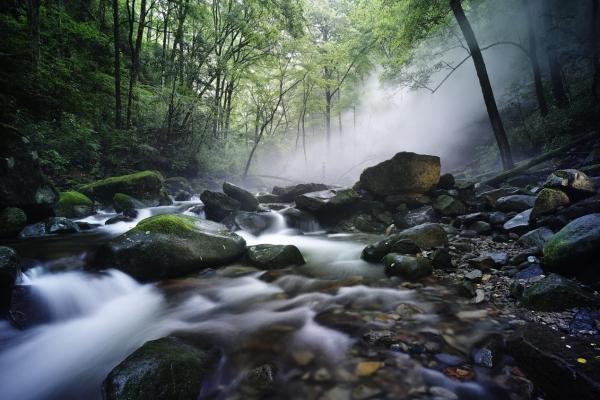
[229, 212, 277, 236]
[247, 244, 305, 269]
[113, 193, 144, 217]
[163, 176, 193, 196]
[103, 336, 221, 400]
[89, 215, 246, 281]
[272, 183, 330, 202]
[531, 188, 569, 220]
[79, 171, 165, 205]
[0, 124, 58, 221]
[295, 188, 360, 213]
[55, 191, 94, 218]
[359, 152, 440, 197]
[0, 207, 27, 238]
[223, 182, 260, 211]
[517, 227, 554, 250]
[200, 191, 241, 222]
[543, 214, 600, 280]
[0, 246, 19, 312]
[382, 253, 433, 280]
[544, 169, 596, 200]
[394, 223, 448, 249]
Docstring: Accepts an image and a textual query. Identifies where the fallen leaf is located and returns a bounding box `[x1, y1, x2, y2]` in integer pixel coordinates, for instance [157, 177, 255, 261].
[355, 361, 383, 377]
[443, 366, 475, 381]
[577, 358, 587, 364]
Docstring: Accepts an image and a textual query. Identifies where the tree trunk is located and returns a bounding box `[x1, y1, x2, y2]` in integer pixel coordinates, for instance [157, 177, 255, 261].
[26, 0, 41, 71]
[325, 88, 332, 151]
[126, 0, 149, 128]
[450, 0, 514, 170]
[592, 0, 600, 102]
[543, 0, 569, 108]
[112, 0, 122, 128]
[523, 0, 548, 116]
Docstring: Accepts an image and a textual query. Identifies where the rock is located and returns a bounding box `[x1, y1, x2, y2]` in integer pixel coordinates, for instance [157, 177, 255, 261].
[8, 285, 51, 328]
[503, 209, 532, 234]
[394, 223, 448, 249]
[384, 193, 431, 209]
[531, 188, 570, 220]
[355, 361, 383, 377]
[0, 207, 27, 238]
[295, 188, 359, 213]
[361, 236, 421, 263]
[472, 334, 503, 368]
[79, 170, 164, 205]
[433, 195, 467, 216]
[437, 173, 456, 190]
[232, 212, 276, 236]
[514, 264, 544, 280]
[163, 176, 192, 195]
[19, 217, 80, 238]
[383, 253, 433, 280]
[467, 221, 492, 235]
[431, 247, 453, 269]
[0, 124, 58, 221]
[103, 336, 221, 400]
[199, 190, 241, 222]
[89, 215, 246, 281]
[457, 281, 477, 298]
[495, 195, 536, 213]
[488, 211, 508, 226]
[0, 246, 19, 312]
[257, 193, 281, 203]
[569, 308, 600, 335]
[404, 206, 437, 227]
[544, 169, 596, 200]
[247, 244, 305, 269]
[464, 269, 483, 282]
[543, 214, 600, 281]
[520, 274, 597, 311]
[112, 193, 142, 217]
[223, 182, 260, 211]
[174, 190, 192, 201]
[240, 364, 277, 396]
[280, 207, 320, 232]
[507, 323, 600, 400]
[467, 256, 495, 271]
[359, 152, 440, 197]
[477, 187, 520, 207]
[517, 227, 554, 250]
[272, 183, 329, 202]
[105, 215, 135, 225]
[55, 191, 94, 218]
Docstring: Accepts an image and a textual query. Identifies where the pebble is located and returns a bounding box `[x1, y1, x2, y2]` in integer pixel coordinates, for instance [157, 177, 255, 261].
[355, 361, 383, 377]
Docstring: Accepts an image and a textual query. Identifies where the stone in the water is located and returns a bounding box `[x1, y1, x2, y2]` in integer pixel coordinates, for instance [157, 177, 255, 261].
[223, 181, 260, 211]
[544, 169, 596, 200]
[0, 246, 19, 312]
[89, 215, 246, 281]
[272, 183, 329, 202]
[383, 253, 433, 280]
[174, 190, 192, 201]
[247, 244, 305, 269]
[517, 227, 554, 250]
[232, 212, 274, 236]
[0, 207, 27, 238]
[495, 195, 536, 213]
[520, 273, 597, 311]
[200, 190, 241, 222]
[105, 215, 135, 225]
[19, 217, 80, 238]
[240, 364, 277, 396]
[531, 188, 569, 219]
[361, 236, 421, 263]
[280, 207, 320, 232]
[433, 195, 467, 216]
[472, 334, 503, 368]
[112, 193, 142, 217]
[79, 170, 164, 205]
[55, 191, 94, 219]
[543, 213, 600, 281]
[257, 193, 281, 203]
[295, 188, 359, 213]
[103, 336, 221, 400]
[395, 223, 448, 249]
[163, 176, 192, 195]
[503, 209, 532, 234]
[359, 152, 440, 197]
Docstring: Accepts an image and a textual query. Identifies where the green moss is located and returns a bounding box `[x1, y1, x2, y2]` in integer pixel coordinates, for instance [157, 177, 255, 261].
[0, 207, 27, 237]
[58, 191, 93, 208]
[79, 170, 163, 203]
[112, 193, 136, 213]
[130, 214, 198, 237]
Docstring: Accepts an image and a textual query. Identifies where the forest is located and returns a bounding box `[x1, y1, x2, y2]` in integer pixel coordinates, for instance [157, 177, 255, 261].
[1, 0, 600, 399]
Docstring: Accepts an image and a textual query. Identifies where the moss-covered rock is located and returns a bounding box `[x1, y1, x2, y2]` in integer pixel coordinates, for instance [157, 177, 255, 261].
[395, 223, 448, 249]
[0, 246, 19, 312]
[247, 244, 305, 269]
[164, 176, 192, 196]
[543, 213, 600, 280]
[531, 188, 570, 220]
[520, 274, 597, 311]
[113, 193, 143, 216]
[89, 214, 246, 281]
[0, 124, 58, 221]
[359, 152, 440, 197]
[103, 336, 221, 400]
[55, 191, 94, 218]
[0, 207, 27, 238]
[433, 194, 467, 216]
[79, 171, 164, 205]
[544, 169, 596, 200]
[383, 253, 433, 280]
[19, 217, 81, 238]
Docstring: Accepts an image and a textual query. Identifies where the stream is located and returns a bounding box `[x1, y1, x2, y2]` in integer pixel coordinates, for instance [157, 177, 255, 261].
[0, 200, 523, 400]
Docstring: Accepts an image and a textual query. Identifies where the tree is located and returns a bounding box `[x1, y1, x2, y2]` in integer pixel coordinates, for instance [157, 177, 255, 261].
[523, 0, 548, 116]
[112, 0, 122, 128]
[542, 0, 569, 108]
[592, 0, 599, 102]
[450, 0, 514, 169]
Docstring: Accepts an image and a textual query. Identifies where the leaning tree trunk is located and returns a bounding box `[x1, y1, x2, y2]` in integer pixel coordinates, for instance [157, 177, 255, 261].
[450, 0, 514, 170]
[592, 0, 600, 102]
[523, 0, 548, 116]
[26, 0, 41, 71]
[543, 0, 569, 108]
[112, 0, 122, 128]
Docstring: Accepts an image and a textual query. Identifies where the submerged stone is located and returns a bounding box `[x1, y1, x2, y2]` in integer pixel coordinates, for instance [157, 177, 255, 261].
[247, 244, 305, 269]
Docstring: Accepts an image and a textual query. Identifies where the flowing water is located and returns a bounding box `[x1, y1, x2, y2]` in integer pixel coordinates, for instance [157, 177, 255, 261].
[0, 201, 523, 400]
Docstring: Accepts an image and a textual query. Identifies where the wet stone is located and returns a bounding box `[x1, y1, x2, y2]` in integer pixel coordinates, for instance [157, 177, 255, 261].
[464, 269, 483, 282]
